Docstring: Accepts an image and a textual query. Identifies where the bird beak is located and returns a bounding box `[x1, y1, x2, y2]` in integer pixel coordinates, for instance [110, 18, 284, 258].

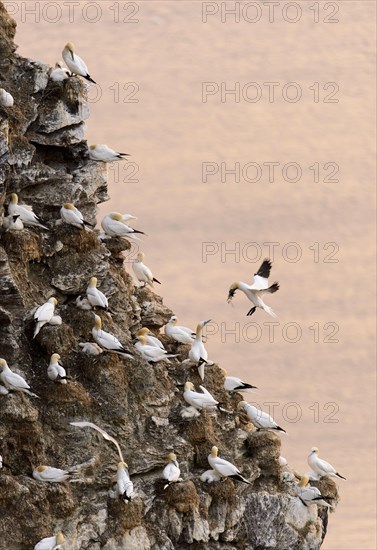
[203, 319, 211, 326]
[227, 289, 236, 302]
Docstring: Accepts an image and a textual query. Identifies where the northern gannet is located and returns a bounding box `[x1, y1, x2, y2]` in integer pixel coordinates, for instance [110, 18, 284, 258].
[33, 297, 58, 338]
[60, 203, 94, 229]
[164, 315, 195, 344]
[8, 193, 49, 230]
[221, 368, 257, 393]
[188, 320, 211, 380]
[295, 475, 332, 507]
[49, 61, 70, 82]
[116, 461, 134, 501]
[101, 213, 145, 239]
[136, 328, 164, 349]
[183, 382, 220, 412]
[135, 335, 176, 362]
[62, 42, 96, 83]
[0, 88, 14, 107]
[132, 252, 160, 287]
[88, 144, 130, 162]
[33, 465, 76, 483]
[86, 277, 109, 310]
[2, 214, 24, 231]
[47, 353, 70, 384]
[227, 259, 279, 317]
[0, 359, 38, 398]
[208, 446, 250, 484]
[308, 447, 346, 480]
[34, 532, 65, 550]
[163, 452, 181, 489]
[92, 315, 134, 358]
[238, 401, 286, 433]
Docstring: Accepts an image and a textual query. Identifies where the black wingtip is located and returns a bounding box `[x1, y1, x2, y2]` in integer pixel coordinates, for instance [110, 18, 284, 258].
[336, 472, 347, 480]
[275, 426, 287, 433]
[85, 74, 96, 84]
[153, 278, 161, 285]
[229, 474, 250, 484]
[256, 258, 273, 278]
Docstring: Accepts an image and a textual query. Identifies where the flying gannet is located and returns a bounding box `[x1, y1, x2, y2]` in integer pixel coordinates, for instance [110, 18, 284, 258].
[164, 315, 195, 344]
[62, 42, 96, 83]
[33, 297, 58, 338]
[308, 447, 346, 480]
[221, 368, 257, 393]
[92, 315, 134, 357]
[132, 252, 160, 287]
[208, 446, 250, 484]
[227, 258, 279, 317]
[188, 320, 211, 380]
[0, 359, 38, 398]
[8, 193, 48, 230]
[60, 203, 94, 229]
[70, 421, 124, 462]
[88, 144, 130, 162]
[237, 401, 286, 433]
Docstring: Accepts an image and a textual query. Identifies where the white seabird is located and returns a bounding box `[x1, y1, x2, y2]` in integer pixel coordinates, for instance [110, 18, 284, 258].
[47, 353, 69, 384]
[86, 277, 109, 310]
[8, 193, 48, 230]
[79, 342, 103, 356]
[188, 320, 211, 381]
[2, 214, 24, 231]
[116, 461, 134, 501]
[295, 475, 332, 507]
[92, 314, 133, 358]
[33, 465, 77, 483]
[33, 297, 58, 338]
[163, 452, 181, 489]
[164, 315, 195, 344]
[183, 382, 220, 412]
[221, 368, 257, 393]
[88, 144, 130, 162]
[136, 328, 164, 349]
[101, 213, 145, 240]
[0, 88, 14, 107]
[308, 447, 346, 480]
[200, 469, 222, 483]
[208, 446, 250, 484]
[227, 258, 279, 317]
[34, 532, 65, 550]
[76, 296, 92, 311]
[0, 359, 38, 398]
[49, 61, 70, 82]
[135, 335, 176, 363]
[237, 401, 286, 433]
[132, 252, 160, 287]
[60, 203, 94, 230]
[62, 42, 96, 83]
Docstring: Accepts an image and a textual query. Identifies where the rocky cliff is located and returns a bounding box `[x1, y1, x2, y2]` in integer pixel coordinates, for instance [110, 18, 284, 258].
[0, 4, 338, 549]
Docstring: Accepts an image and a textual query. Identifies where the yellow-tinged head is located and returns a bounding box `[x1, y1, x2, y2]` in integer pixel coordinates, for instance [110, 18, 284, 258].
[0, 358, 8, 370]
[136, 252, 145, 262]
[237, 401, 247, 411]
[65, 42, 74, 52]
[110, 212, 123, 221]
[50, 353, 61, 362]
[118, 461, 128, 469]
[137, 328, 149, 336]
[137, 335, 148, 345]
[89, 277, 98, 287]
[63, 203, 75, 210]
[10, 193, 18, 204]
[310, 447, 319, 454]
[94, 314, 102, 329]
[227, 282, 239, 301]
[184, 381, 194, 391]
[48, 297, 58, 305]
[36, 465, 47, 472]
[210, 446, 219, 457]
[167, 452, 177, 462]
[299, 475, 310, 488]
[56, 533, 65, 544]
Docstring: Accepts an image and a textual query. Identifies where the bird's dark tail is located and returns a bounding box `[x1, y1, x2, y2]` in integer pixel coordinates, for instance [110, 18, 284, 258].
[83, 220, 95, 228]
[268, 282, 279, 294]
[336, 472, 346, 480]
[275, 426, 287, 433]
[85, 74, 96, 84]
[228, 474, 250, 484]
[153, 278, 161, 285]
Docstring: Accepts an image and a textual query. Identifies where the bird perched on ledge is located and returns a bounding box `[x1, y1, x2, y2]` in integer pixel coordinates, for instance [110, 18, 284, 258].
[8, 193, 49, 230]
[308, 447, 346, 480]
[237, 401, 286, 433]
[62, 42, 96, 83]
[88, 144, 130, 162]
[227, 258, 279, 317]
[60, 203, 94, 230]
[34, 532, 65, 550]
[132, 252, 161, 287]
[208, 446, 250, 484]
